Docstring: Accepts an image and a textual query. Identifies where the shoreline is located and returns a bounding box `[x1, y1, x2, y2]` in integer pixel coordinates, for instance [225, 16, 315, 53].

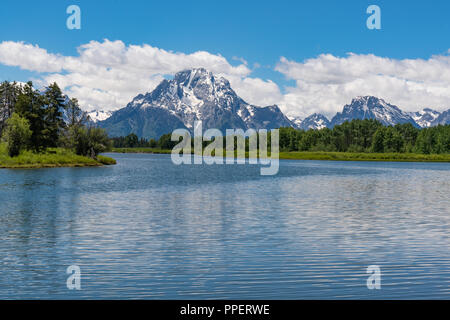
[0, 162, 103, 169]
[111, 148, 450, 163]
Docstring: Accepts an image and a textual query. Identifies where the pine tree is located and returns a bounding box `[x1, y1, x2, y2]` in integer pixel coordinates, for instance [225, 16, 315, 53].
[371, 127, 385, 153]
[14, 82, 47, 151]
[43, 83, 66, 148]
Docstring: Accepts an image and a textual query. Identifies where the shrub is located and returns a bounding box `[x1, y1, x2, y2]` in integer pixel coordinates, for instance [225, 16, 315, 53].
[72, 126, 112, 158]
[2, 113, 32, 157]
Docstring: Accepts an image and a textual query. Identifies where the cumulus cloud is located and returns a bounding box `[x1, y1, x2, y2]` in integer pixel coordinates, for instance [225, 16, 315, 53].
[0, 41, 64, 73]
[1, 40, 449, 118]
[221, 74, 283, 107]
[276, 53, 450, 118]
[0, 40, 256, 111]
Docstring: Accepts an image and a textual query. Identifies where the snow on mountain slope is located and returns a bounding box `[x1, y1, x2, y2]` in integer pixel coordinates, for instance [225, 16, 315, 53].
[431, 109, 450, 126]
[87, 110, 113, 122]
[298, 113, 330, 130]
[408, 108, 441, 128]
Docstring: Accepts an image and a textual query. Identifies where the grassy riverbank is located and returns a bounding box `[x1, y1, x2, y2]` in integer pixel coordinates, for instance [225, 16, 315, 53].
[278, 151, 450, 162]
[112, 147, 173, 154]
[0, 144, 116, 169]
[111, 147, 450, 162]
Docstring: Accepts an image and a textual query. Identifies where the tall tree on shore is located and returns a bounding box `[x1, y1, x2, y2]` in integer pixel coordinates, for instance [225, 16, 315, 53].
[14, 82, 47, 151]
[0, 81, 22, 134]
[66, 97, 89, 128]
[43, 83, 66, 148]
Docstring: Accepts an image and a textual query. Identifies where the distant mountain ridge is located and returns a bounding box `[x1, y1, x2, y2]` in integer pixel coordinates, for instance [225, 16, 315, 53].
[292, 97, 448, 130]
[432, 109, 450, 126]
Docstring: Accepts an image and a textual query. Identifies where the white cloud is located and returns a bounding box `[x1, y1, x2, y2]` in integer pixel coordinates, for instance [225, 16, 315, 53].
[223, 74, 283, 107]
[0, 41, 64, 73]
[0, 40, 256, 111]
[276, 53, 450, 118]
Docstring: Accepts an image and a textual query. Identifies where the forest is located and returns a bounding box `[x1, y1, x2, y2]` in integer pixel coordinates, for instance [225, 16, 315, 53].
[113, 119, 450, 155]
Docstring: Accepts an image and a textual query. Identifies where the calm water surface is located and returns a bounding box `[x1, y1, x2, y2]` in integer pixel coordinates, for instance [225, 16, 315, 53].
[0, 153, 449, 299]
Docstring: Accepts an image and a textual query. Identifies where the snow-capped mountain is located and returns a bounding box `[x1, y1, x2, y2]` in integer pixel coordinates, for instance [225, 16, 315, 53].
[298, 113, 330, 130]
[100, 68, 293, 139]
[330, 96, 419, 128]
[288, 116, 303, 129]
[408, 108, 441, 128]
[431, 109, 450, 126]
[87, 110, 113, 123]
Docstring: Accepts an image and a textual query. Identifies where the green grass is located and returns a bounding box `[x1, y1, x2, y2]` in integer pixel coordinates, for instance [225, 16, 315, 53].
[0, 144, 117, 168]
[111, 147, 450, 163]
[97, 155, 117, 165]
[278, 151, 450, 162]
[112, 147, 173, 154]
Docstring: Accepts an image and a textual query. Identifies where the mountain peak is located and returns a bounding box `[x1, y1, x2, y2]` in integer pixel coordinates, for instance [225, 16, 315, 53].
[173, 68, 230, 89]
[174, 67, 210, 81]
[331, 96, 418, 127]
[354, 95, 382, 101]
[299, 113, 330, 130]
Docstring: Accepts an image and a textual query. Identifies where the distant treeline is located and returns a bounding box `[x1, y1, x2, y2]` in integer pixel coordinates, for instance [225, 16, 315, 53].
[113, 119, 449, 154]
[279, 120, 449, 154]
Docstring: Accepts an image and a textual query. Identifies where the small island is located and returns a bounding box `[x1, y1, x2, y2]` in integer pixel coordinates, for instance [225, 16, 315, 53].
[0, 81, 116, 169]
[0, 144, 116, 169]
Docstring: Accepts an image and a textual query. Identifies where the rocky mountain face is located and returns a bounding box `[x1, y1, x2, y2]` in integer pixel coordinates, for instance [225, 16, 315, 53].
[431, 109, 450, 126]
[296, 113, 330, 130]
[289, 116, 303, 129]
[330, 96, 419, 128]
[408, 108, 441, 128]
[99, 68, 294, 139]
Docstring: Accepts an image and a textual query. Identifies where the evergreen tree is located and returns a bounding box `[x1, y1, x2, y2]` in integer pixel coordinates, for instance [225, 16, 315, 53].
[383, 126, 403, 153]
[14, 82, 47, 151]
[43, 83, 66, 148]
[371, 127, 385, 153]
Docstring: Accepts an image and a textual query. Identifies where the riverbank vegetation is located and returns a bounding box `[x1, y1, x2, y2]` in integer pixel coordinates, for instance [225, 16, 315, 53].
[0, 81, 115, 168]
[278, 151, 450, 162]
[111, 119, 449, 162]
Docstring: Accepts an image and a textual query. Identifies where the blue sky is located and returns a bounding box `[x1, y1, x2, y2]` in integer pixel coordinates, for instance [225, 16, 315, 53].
[1, 0, 449, 116]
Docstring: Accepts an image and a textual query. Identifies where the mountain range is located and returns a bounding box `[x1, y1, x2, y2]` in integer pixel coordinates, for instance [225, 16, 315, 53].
[97, 68, 450, 138]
